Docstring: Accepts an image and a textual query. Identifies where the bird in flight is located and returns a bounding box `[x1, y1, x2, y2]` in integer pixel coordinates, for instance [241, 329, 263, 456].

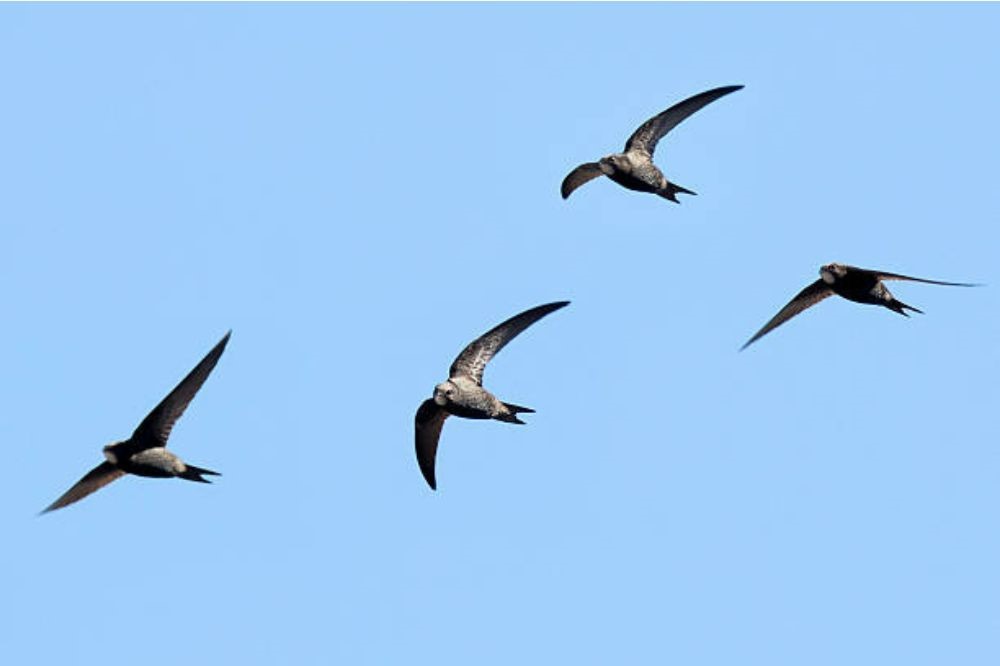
[741, 264, 978, 350]
[561, 84, 743, 202]
[414, 301, 569, 490]
[41, 331, 231, 514]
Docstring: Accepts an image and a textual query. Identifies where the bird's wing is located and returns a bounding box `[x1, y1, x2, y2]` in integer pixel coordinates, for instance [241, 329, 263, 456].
[415, 399, 449, 490]
[858, 266, 980, 287]
[449, 301, 569, 385]
[625, 85, 744, 156]
[741, 279, 833, 350]
[131, 331, 231, 449]
[41, 462, 125, 514]
[561, 163, 606, 199]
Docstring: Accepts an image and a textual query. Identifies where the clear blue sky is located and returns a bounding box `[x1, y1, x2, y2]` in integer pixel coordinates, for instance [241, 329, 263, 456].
[2, 4, 999, 664]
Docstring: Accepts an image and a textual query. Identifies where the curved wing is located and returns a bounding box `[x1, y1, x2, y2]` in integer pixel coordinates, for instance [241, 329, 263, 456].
[450, 301, 569, 385]
[41, 462, 126, 514]
[131, 331, 231, 449]
[856, 266, 980, 287]
[741, 279, 833, 350]
[561, 163, 605, 199]
[415, 399, 449, 490]
[625, 85, 744, 156]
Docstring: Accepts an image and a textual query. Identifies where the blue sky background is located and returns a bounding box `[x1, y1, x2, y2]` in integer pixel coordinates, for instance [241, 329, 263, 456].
[2, 4, 999, 664]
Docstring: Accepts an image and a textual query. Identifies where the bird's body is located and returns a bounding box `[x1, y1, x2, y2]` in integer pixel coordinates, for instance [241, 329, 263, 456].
[414, 301, 568, 490]
[603, 153, 662, 191]
[741, 264, 977, 349]
[105, 444, 184, 477]
[41, 331, 230, 513]
[433, 376, 530, 423]
[561, 85, 743, 202]
[103, 443, 218, 482]
[820, 265, 918, 314]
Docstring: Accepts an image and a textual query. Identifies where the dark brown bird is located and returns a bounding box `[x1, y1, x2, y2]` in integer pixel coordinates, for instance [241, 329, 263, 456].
[741, 263, 978, 350]
[415, 301, 569, 490]
[41, 331, 231, 514]
[561, 85, 743, 202]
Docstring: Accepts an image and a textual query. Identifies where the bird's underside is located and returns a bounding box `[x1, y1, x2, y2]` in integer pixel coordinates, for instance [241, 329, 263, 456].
[41, 331, 230, 514]
[741, 264, 977, 349]
[561, 84, 743, 201]
[414, 301, 568, 490]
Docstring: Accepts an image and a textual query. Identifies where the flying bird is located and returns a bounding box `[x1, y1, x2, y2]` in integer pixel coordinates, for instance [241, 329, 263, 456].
[741, 264, 978, 350]
[561, 85, 743, 202]
[415, 301, 569, 490]
[41, 331, 231, 514]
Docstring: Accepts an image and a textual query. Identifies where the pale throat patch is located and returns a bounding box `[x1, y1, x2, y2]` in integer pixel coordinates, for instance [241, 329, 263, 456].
[821, 270, 835, 285]
[103, 448, 118, 465]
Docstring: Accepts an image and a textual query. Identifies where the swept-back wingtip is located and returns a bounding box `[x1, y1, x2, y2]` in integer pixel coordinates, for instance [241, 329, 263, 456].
[541, 300, 571, 319]
[525, 300, 570, 319]
[418, 460, 438, 491]
[39, 499, 67, 515]
[922, 280, 981, 288]
[561, 162, 605, 200]
[421, 469, 438, 491]
[705, 84, 745, 97]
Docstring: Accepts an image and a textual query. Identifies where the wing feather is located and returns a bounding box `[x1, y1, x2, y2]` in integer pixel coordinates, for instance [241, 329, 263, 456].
[41, 462, 125, 514]
[449, 302, 569, 385]
[625, 85, 743, 156]
[561, 163, 606, 199]
[131, 331, 231, 449]
[858, 266, 980, 287]
[415, 399, 449, 490]
[741, 280, 833, 350]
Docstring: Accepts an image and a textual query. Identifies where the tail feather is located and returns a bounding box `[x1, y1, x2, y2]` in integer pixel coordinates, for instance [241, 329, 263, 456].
[499, 402, 534, 425]
[179, 464, 221, 484]
[887, 299, 923, 316]
[659, 182, 697, 203]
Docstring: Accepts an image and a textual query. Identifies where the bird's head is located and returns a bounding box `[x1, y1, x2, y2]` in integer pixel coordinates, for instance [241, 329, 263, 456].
[598, 154, 624, 174]
[820, 263, 846, 284]
[433, 381, 457, 407]
[102, 444, 119, 465]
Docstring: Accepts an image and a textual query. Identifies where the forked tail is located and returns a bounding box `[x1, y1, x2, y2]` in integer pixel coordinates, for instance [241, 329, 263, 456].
[886, 298, 924, 317]
[499, 401, 535, 425]
[659, 182, 697, 203]
[179, 464, 222, 483]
